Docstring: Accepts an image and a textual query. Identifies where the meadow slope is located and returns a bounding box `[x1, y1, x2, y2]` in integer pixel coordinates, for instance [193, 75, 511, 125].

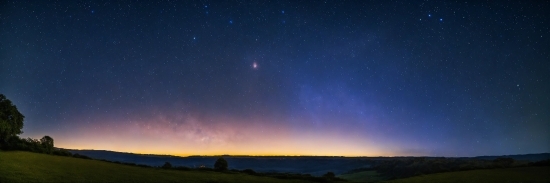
[0, 151, 313, 183]
[383, 166, 550, 183]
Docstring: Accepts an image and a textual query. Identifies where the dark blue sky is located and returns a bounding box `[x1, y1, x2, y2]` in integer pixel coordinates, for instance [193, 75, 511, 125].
[1, 0, 549, 156]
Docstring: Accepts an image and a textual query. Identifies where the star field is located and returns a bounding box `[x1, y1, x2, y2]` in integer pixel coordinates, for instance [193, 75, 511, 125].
[1, 0, 549, 156]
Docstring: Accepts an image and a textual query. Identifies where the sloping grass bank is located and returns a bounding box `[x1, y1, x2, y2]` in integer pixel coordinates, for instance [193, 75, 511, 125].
[384, 166, 550, 183]
[0, 151, 312, 183]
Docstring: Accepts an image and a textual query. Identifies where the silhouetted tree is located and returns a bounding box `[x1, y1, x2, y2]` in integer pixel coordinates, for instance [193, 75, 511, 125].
[0, 94, 25, 146]
[162, 162, 172, 169]
[40, 136, 54, 154]
[214, 157, 228, 171]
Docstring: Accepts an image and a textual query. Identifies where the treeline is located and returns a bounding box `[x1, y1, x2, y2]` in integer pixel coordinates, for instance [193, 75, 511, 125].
[2, 135, 56, 154]
[199, 158, 342, 182]
[62, 157, 344, 183]
[157, 163, 343, 183]
[109, 158, 344, 183]
[240, 171, 343, 183]
[0, 94, 95, 160]
[1, 135, 93, 160]
[97, 158, 152, 168]
[528, 159, 550, 166]
[362, 157, 549, 180]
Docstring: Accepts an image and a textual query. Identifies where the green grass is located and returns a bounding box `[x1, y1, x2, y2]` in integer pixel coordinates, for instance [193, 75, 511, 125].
[0, 151, 313, 183]
[338, 170, 386, 183]
[384, 166, 550, 183]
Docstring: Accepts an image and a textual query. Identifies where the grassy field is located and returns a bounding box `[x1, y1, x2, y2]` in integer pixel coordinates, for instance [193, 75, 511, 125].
[0, 151, 314, 183]
[338, 167, 550, 183]
[338, 170, 386, 183]
[384, 166, 550, 183]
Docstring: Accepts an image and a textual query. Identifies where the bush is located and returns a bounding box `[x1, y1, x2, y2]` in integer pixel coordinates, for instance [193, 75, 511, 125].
[53, 149, 72, 157]
[242, 169, 256, 175]
[137, 164, 151, 168]
[73, 153, 91, 159]
[162, 162, 172, 169]
[174, 166, 191, 171]
[214, 157, 228, 171]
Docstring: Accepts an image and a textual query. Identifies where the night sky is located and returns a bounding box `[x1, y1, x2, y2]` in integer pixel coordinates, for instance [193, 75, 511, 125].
[1, 1, 549, 157]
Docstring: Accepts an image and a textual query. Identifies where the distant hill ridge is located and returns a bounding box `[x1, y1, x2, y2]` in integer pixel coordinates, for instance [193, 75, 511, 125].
[473, 153, 550, 161]
[66, 149, 377, 176]
[65, 149, 550, 177]
[66, 149, 550, 160]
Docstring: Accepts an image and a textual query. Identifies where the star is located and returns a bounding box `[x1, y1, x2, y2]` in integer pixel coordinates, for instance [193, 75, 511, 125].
[3, 0, 546, 158]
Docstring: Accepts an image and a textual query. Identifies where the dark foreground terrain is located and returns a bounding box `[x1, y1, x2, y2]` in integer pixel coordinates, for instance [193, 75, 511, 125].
[383, 166, 550, 183]
[2, 150, 549, 183]
[0, 151, 318, 183]
[68, 149, 549, 176]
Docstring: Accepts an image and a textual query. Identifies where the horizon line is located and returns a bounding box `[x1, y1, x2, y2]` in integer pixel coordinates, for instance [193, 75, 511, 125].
[59, 147, 550, 158]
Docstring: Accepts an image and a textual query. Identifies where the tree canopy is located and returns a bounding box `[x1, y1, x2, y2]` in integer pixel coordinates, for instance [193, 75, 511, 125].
[0, 94, 25, 144]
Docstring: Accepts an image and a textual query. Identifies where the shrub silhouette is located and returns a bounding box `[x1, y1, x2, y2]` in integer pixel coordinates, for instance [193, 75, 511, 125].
[53, 149, 72, 156]
[73, 153, 91, 159]
[243, 169, 256, 175]
[162, 162, 172, 169]
[174, 166, 191, 170]
[40, 136, 54, 154]
[214, 157, 228, 171]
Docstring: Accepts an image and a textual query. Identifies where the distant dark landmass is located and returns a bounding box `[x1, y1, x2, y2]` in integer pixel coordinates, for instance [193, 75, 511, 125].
[67, 149, 373, 176]
[67, 149, 550, 176]
[473, 153, 550, 162]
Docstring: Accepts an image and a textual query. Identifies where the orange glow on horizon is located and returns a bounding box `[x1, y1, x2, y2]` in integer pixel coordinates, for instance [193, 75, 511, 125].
[36, 113, 407, 157]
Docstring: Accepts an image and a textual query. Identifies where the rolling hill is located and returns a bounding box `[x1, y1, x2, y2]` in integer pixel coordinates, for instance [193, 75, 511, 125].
[0, 151, 314, 183]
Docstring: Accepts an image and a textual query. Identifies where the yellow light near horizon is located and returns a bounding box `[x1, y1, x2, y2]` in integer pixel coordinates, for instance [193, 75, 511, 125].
[50, 114, 396, 157]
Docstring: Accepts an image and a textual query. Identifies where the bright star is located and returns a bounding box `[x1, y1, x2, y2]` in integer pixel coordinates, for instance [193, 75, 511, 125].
[253, 62, 258, 69]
